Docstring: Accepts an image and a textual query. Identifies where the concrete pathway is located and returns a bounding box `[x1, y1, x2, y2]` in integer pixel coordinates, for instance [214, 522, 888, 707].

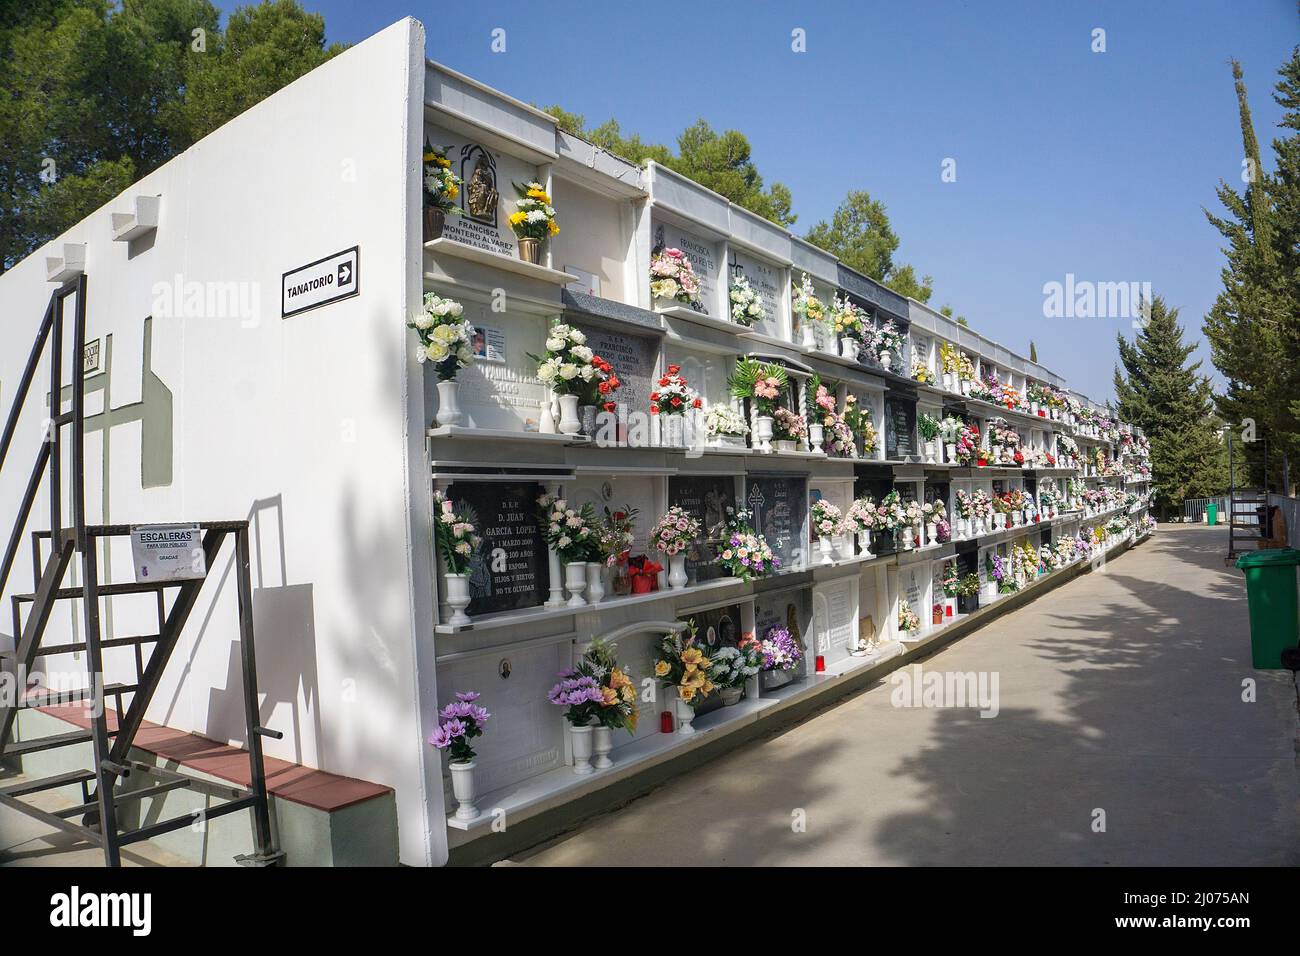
[0, 786, 189, 867]
[512, 525, 1300, 866]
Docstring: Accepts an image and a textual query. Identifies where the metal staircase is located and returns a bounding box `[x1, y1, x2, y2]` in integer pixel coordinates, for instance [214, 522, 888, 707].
[0, 275, 282, 866]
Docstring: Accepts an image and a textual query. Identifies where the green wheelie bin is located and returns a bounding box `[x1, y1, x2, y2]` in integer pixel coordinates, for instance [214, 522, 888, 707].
[1234, 548, 1300, 669]
[1206, 501, 1218, 525]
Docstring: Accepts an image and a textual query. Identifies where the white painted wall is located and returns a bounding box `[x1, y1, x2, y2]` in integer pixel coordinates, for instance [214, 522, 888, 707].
[0, 18, 448, 865]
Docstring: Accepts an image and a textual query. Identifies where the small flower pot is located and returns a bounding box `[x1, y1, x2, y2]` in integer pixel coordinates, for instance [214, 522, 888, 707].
[442, 573, 472, 627]
[673, 697, 697, 735]
[569, 723, 594, 774]
[448, 759, 479, 820]
[579, 404, 598, 437]
[564, 561, 588, 607]
[773, 439, 796, 453]
[667, 552, 688, 590]
[517, 237, 542, 264]
[423, 206, 446, 243]
[630, 573, 654, 594]
[435, 379, 464, 427]
[719, 686, 743, 707]
[592, 725, 614, 770]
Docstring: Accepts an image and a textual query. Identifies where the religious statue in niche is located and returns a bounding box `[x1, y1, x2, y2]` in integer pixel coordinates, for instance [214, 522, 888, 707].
[461, 144, 499, 225]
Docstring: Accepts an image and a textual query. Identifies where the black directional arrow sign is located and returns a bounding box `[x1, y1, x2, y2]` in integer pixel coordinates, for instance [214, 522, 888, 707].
[282, 245, 360, 318]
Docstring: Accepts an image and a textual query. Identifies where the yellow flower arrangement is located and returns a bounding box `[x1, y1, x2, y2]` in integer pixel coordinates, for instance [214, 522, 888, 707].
[655, 624, 716, 707]
[423, 143, 463, 213]
[509, 180, 559, 241]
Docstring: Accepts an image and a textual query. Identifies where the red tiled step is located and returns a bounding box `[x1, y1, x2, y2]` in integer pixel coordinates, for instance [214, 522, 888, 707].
[36, 704, 391, 812]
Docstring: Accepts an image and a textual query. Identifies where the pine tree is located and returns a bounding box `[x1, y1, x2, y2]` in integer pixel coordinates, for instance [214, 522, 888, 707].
[1115, 297, 1227, 518]
[1202, 53, 1300, 491]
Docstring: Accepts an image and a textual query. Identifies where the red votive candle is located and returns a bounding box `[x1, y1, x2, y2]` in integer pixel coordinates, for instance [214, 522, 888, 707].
[946, 604, 954, 617]
[660, 710, 674, 734]
[815, 655, 826, 673]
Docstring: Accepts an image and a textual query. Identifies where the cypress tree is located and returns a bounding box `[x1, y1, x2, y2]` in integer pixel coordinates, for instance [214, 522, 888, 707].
[1115, 297, 1226, 519]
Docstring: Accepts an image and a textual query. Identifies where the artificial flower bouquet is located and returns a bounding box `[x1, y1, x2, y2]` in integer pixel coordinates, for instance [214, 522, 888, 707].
[772, 406, 808, 443]
[650, 247, 701, 305]
[986, 551, 1015, 593]
[537, 493, 599, 562]
[583, 355, 621, 413]
[873, 320, 905, 364]
[422, 143, 463, 212]
[824, 411, 856, 457]
[756, 625, 802, 672]
[533, 323, 596, 397]
[716, 507, 780, 581]
[653, 627, 716, 705]
[939, 342, 960, 376]
[792, 272, 827, 330]
[650, 505, 702, 557]
[729, 275, 765, 327]
[432, 492, 481, 575]
[704, 403, 750, 440]
[877, 489, 906, 532]
[410, 293, 474, 380]
[898, 604, 921, 632]
[728, 358, 788, 417]
[709, 642, 763, 694]
[830, 293, 866, 341]
[547, 669, 606, 726]
[508, 181, 559, 240]
[912, 360, 935, 385]
[429, 690, 489, 761]
[955, 422, 982, 464]
[811, 499, 843, 539]
[842, 496, 878, 537]
[650, 364, 701, 416]
[582, 638, 639, 733]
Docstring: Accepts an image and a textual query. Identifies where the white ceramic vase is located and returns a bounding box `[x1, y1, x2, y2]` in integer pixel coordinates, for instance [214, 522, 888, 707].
[569, 723, 594, 774]
[926, 522, 938, 547]
[946, 442, 957, 462]
[809, 422, 825, 452]
[901, 525, 914, 550]
[667, 552, 688, 590]
[592, 725, 614, 770]
[674, 697, 696, 736]
[924, 440, 937, 463]
[819, 535, 834, 565]
[662, 413, 684, 447]
[448, 759, 479, 820]
[801, 322, 818, 348]
[557, 393, 582, 436]
[585, 561, 606, 604]
[879, 352, 893, 371]
[754, 415, 774, 453]
[564, 561, 587, 607]
[858, 531, 873, 556]
[443, 573, 472, 627]
[539, 395, 557, 434]
[435, 380, 464, 427]
[841, 338, 859, 361]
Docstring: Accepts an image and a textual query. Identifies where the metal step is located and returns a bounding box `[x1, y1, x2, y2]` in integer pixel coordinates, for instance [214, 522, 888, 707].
[0, 634, 160, 659]
[0, 769, 96, 797]
[12, 580, 185, 602]
[5, 729, 96, 756]
[17, 682, 136, 710]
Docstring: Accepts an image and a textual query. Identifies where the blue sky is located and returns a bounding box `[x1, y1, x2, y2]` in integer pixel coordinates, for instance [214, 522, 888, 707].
[222, 0, 1297, 401]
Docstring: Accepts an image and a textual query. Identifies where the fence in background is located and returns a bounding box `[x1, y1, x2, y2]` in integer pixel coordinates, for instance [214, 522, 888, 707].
[1183, 495, 1227, 523]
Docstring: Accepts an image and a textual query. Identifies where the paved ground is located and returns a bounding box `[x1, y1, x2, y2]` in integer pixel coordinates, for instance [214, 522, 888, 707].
[512, 525, 1300, 866]
[0, 787, 188, 867]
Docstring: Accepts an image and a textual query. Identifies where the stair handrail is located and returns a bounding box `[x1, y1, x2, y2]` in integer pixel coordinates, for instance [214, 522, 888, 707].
[0, 275, 86, 599]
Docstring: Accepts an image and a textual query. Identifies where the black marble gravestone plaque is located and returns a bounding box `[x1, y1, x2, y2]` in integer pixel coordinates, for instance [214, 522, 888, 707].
[745, 475, 807, 570]
[884, 394, 917, 460]
[668, 476, 736, 583]
[448, 480, 549, 616]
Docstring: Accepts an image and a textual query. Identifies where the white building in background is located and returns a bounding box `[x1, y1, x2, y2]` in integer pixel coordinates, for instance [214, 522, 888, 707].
[0, 18, 1150, 866]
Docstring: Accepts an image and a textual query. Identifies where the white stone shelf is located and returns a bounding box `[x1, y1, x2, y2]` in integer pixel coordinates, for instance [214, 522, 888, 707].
[655, 303, 741, 334]
[426, 425, 587, 444]
[423, 238, 578, 285]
